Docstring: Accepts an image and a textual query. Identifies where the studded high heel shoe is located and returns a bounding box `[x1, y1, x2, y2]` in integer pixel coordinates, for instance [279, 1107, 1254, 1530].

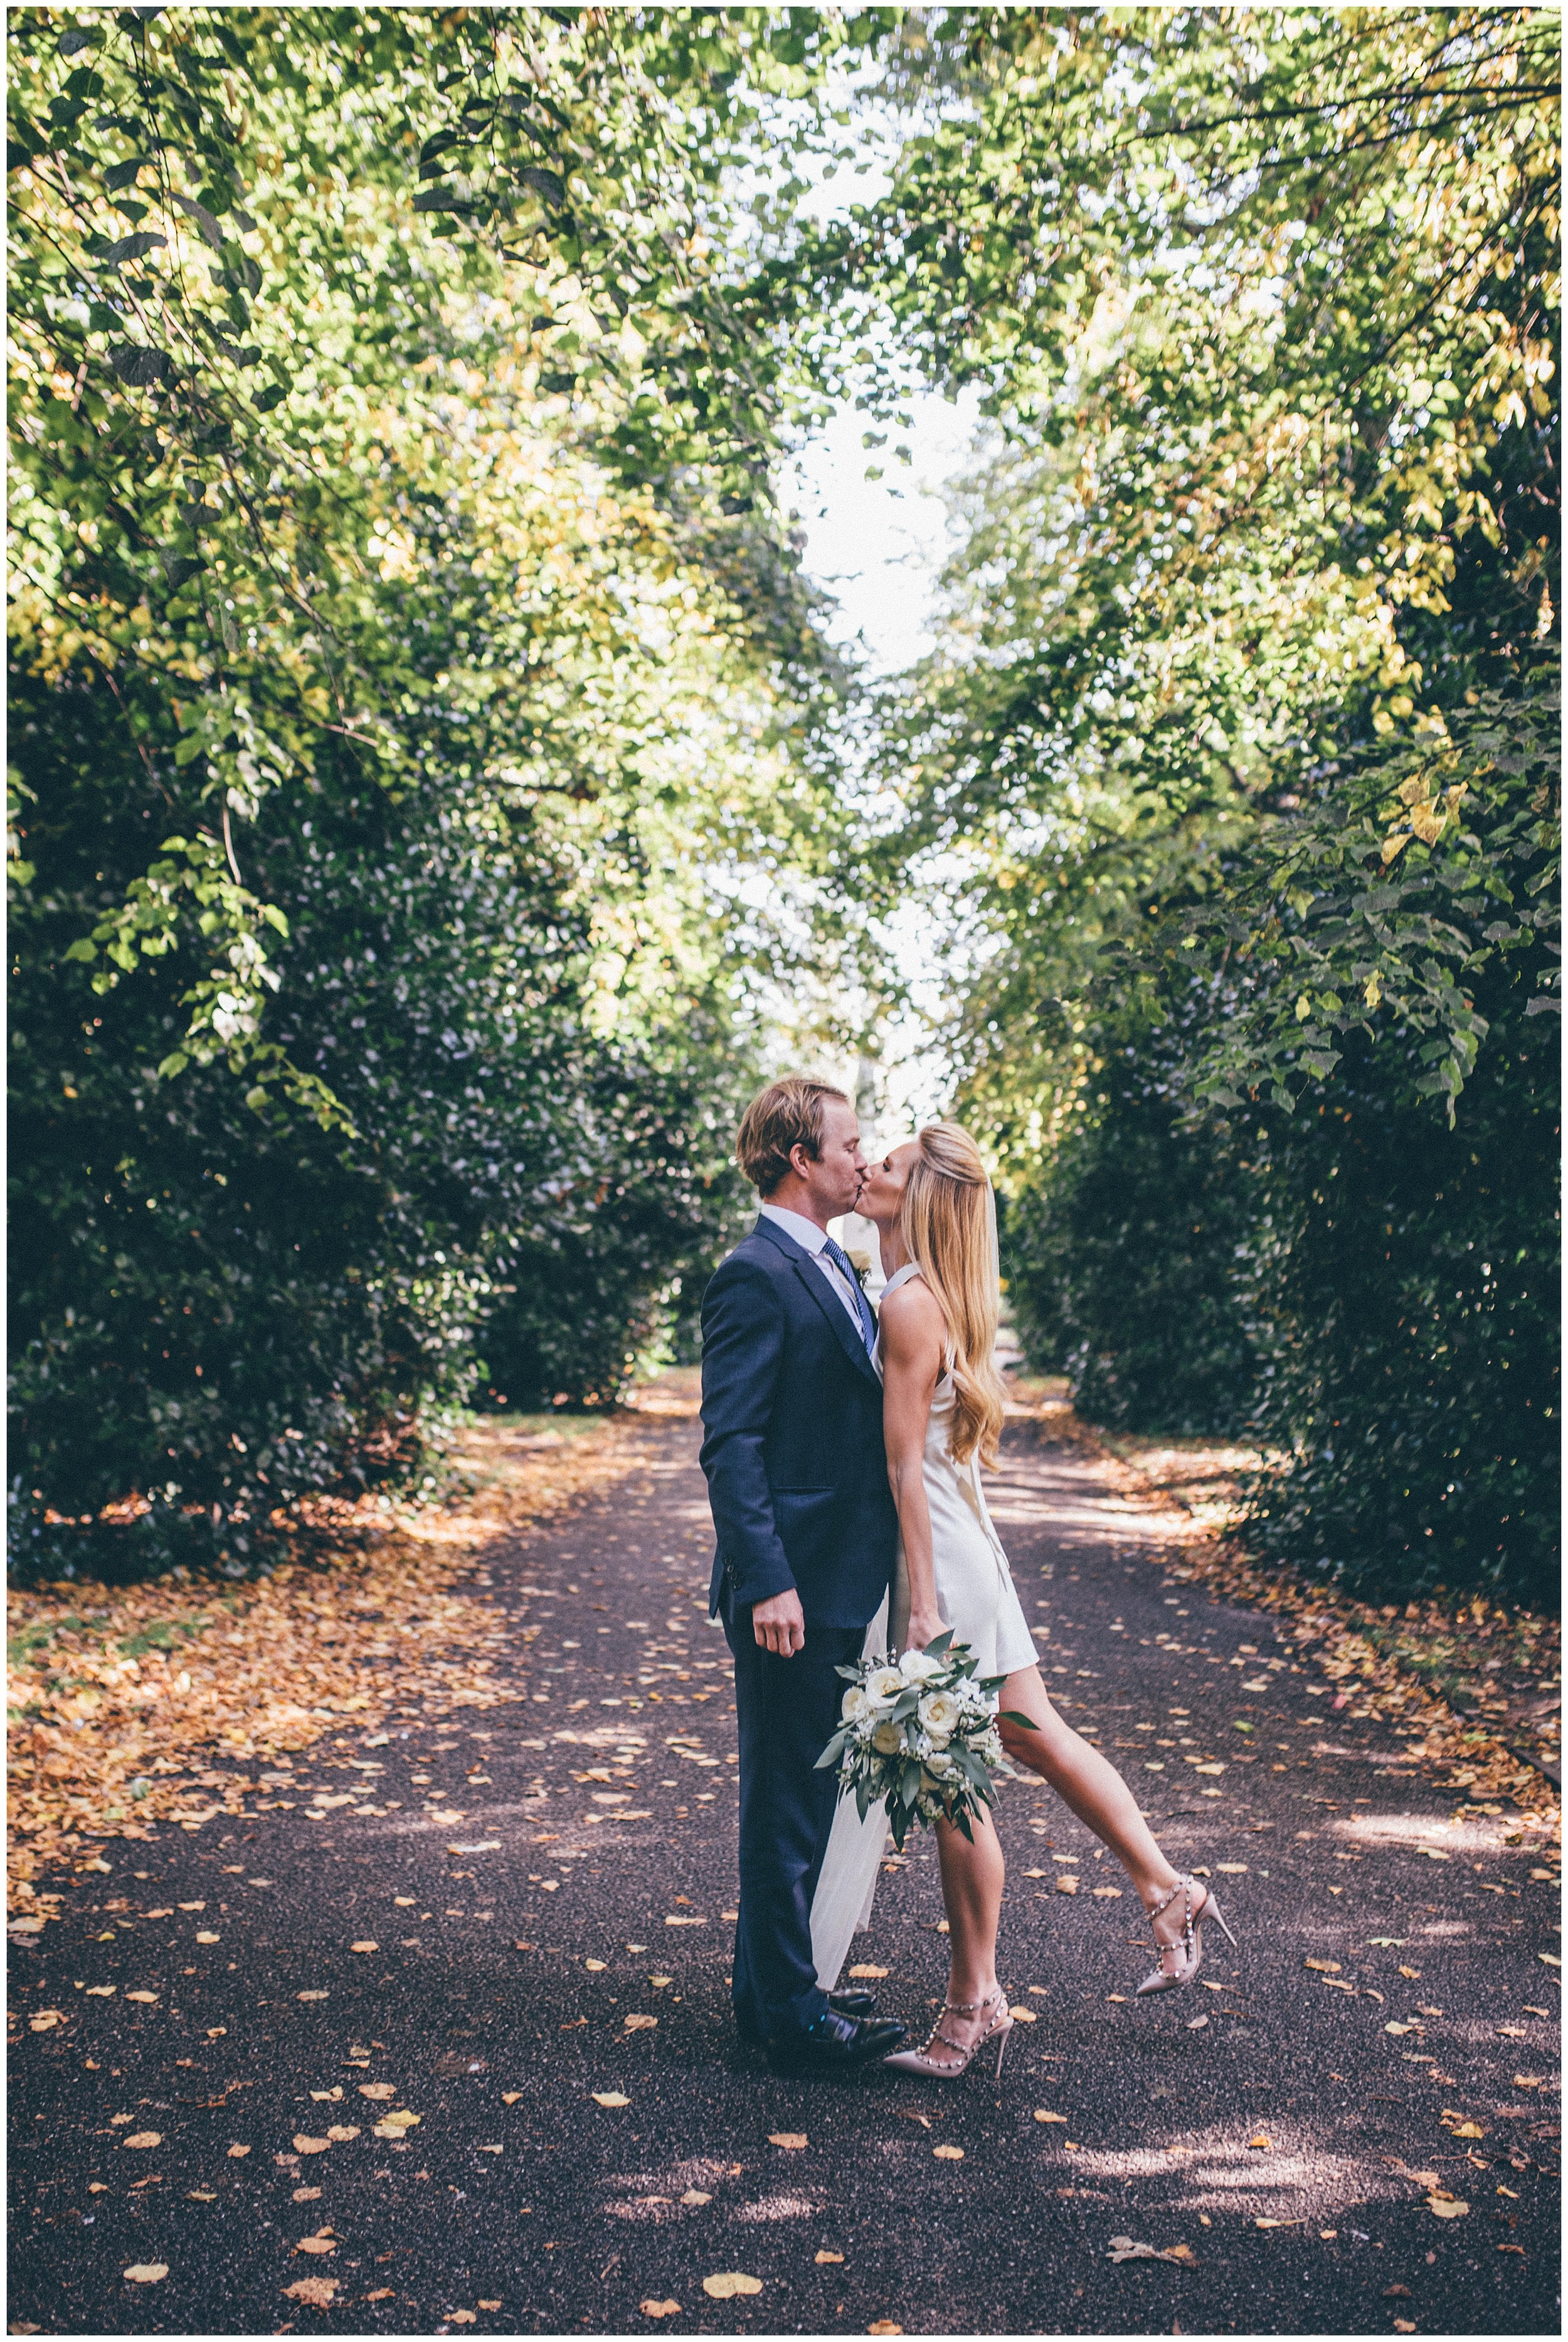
[883, 1986, 1015, 2079]
[1135, 1875, 1238, 1995]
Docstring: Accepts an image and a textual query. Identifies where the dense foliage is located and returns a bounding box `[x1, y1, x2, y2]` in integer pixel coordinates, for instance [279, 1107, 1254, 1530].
[840, 8, 1559, 1601]
[8, 6, 858, 1578]
[9, 8, 1559, 1608]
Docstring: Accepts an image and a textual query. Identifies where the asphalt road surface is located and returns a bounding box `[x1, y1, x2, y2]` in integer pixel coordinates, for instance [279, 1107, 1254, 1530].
[8, 1414, 1560, 2337]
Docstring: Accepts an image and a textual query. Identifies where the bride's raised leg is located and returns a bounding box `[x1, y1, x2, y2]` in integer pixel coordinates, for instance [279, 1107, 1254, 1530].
[996, 1666, 1215, 1973]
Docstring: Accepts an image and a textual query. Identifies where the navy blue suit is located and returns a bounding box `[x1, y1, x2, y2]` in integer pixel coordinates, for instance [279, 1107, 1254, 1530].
[699, 1216, 898, 2042]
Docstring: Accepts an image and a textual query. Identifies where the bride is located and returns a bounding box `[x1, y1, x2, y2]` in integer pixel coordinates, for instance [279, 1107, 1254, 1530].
[810, 1120, 1238, 2079]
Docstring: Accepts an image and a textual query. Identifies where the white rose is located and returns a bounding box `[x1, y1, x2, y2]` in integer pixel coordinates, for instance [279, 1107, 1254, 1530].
[899, 1648, 943, 1685]
[917, 1690, 961, 1744]
[866, 1667, 906, 1706]
[871, 1720, 905, 1757]
[840, 1687, 871, 1725]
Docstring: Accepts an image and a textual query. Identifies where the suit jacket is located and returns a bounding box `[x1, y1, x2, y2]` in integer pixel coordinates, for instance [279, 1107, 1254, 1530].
[699, 1215, 898, 1630]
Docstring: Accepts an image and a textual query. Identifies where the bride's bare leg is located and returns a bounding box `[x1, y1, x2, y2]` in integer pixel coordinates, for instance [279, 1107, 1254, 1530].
[920, 1808, 1005, 2065]
[996, 1666, 1198, 1954]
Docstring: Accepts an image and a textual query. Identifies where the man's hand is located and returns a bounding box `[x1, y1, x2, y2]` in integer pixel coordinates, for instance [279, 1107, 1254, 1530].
[751, 1587, 805, 1657]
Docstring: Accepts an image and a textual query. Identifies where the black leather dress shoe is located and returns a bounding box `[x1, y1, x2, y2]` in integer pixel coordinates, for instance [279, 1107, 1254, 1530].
[766, 2008, 906, 2075]
[827, 1987, 878, 2018]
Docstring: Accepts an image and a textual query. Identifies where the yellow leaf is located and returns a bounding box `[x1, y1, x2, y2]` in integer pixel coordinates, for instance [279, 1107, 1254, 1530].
[293, 2136, 331, 2156]
[1056, 1875, 1078, 1895]
[933, 2143, 963, 2160]
[702, 2273, 762, 2300]
[1448, 2121, 1485, 2139]
[126, 1990, 159, 2003]
[848, 1964, 887, 1979]
[296, 2235, 336, 2256]
[195, 1930, 220, 1944]
[1091, 1885, 1122, 1897]
[585, 1959, 607, 1971]
[450, 2314, 475, 2325]
[227, 2144, 250, 2159]
[326, 2126, 360, 2143]
[623, 2013, 657, 2030]
[591, 2091, 630, 2108]
[1009, 2006, 1038, 2021]
[1249, 2134, 1271, 2150]
[868, 2324, 903, 2336]
[122, 2264, 168, 2284]
[310, 2088, 342, 2102]
[640, 2302, 682, 2319]
[681, 2189, 712, 2206]
[123, 2132, 162, 2149]
[350, 1940, 379, 1954]
[358, 2083, 396, 2101]
[1034, 2110, 1067, 2124]
[285, 2279, 337, 2308]
[1381, 834, 1410, 864]
[769, 2132, 808, 2149]
[815, 2252, 844, 2265]
[502, 2092, 523, 2105]
[479, 2306, 501, 2315]
[1254, 2218, 1303, 2230]
[1427, 2196, 1469, 2219]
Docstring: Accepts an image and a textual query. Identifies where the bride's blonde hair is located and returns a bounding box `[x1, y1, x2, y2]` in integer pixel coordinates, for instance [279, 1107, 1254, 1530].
[899, 1120, 1009, 1469]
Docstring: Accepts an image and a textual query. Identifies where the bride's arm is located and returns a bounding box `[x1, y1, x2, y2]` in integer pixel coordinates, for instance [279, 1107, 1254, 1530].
[879, 1281, 947, 1653]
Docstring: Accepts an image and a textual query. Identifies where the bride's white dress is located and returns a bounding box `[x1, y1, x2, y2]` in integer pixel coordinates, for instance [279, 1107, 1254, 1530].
[810, 1264, 1039, 1991]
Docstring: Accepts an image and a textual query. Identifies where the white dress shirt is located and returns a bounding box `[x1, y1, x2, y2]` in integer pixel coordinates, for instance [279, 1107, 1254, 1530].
[758, 1202, 867, 1333]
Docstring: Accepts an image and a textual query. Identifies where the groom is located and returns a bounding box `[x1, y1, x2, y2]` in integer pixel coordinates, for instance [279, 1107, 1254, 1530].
[700, 1077, 904, 2074]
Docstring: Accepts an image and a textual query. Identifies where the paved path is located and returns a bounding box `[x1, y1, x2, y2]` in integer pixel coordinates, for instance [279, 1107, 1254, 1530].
[8, 1417, 1560, 2336]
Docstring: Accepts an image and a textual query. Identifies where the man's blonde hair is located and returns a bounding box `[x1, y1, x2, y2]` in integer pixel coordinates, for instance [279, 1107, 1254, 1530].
[735, 1076, 850, 1197]
[901, 1121, 1009, 1468]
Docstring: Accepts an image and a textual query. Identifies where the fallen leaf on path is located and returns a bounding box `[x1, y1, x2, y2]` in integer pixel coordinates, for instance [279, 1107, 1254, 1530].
[363, 2288, 395, 2302]
[479, 2305, 501, 2314]
[702, 2273, 761, 2300]
[623, 2014, 657, 2030]
[296, 2230, 336, 2255]
[768, 2133, 807, 2150]
[1394, 2321, 1417, 2334]
[195, 1930, 220, 1943]
[933, 2144, 963, 2159]
[310, 2088, 342, 2102]
[85, 1984, 115, 1997]
[867, 2323, 903, 2335]
[297, 1990, 329, 2002]
[1186, 2015, 1208, 2030]
[29, 2011, 63, 2030]
[122, 2133, 162, 2149]
[1091, 1885, 1122, 1897]
[848, 1964, 887, 1979]
[122, 2265, 167, 2284]
[681, 2189, 712, 2206]
[1305, 1959, 1342, 1974]
[350, 1941, 378, 1954]
[1035, 2111, 1067, 2124]
[358, 2084, 396, 2101]
[283, 2278, 337, 2308]
[293, 2136, 331, 2155]
[1248, 2134, 1271, 2150]
[125, 1990, 159, 2003]
[815, 2251, 844, 2265]
[1398, 1966, 1421, 1979]
[1254, 2218, 1303, 2229]
[1009, 2006, 1037, 2022]
[502, 2092, 522, 2105]
[326, 2126, 360, 2143]
[640, 2302, 682, 2319]
[1427, 2196, 1468, 2218]
[1107, 2237, 1193, 2265]
[228, 2144, 250, 2158]
[188, 2190, 216, 2202]
[450, 2313, 475, 2324]
[1056, 1876, 1078, 1894]
[591, 2092, 630, 2108]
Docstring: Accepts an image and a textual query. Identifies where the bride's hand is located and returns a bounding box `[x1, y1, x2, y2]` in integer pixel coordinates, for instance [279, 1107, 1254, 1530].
[904, 1608, 946, 1655]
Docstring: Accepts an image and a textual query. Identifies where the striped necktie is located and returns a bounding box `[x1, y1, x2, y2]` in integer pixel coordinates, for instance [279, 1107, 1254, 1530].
[822, 1236, 877, 1354]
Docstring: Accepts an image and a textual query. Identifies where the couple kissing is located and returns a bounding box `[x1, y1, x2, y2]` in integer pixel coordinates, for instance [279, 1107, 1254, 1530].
[698, 1077, 1239, 2078]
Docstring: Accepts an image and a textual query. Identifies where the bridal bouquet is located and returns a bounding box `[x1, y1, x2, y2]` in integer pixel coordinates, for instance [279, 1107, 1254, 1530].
[816, 1632, 1022, 1851]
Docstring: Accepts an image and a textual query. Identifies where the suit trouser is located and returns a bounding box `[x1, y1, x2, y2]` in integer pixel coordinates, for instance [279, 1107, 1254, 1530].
[724, 1613, 864, 2042]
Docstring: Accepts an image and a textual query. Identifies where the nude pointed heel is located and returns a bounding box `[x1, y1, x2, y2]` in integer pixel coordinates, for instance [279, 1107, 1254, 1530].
[883, 1988, 1014, 2079]
[1136, 1875, 1239, 1995]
